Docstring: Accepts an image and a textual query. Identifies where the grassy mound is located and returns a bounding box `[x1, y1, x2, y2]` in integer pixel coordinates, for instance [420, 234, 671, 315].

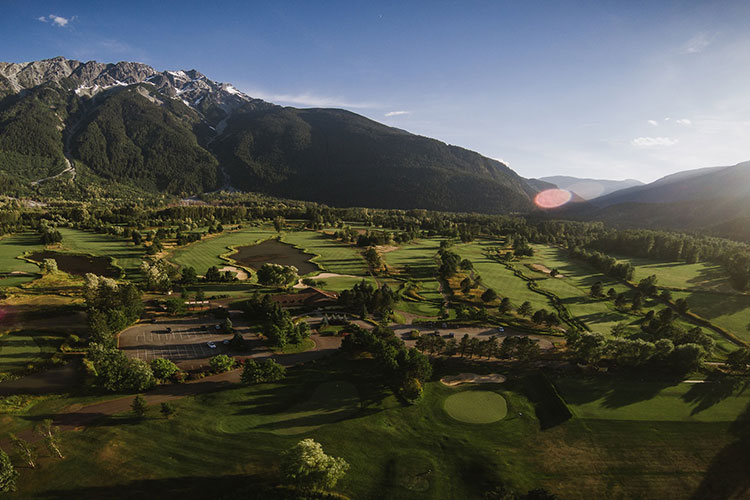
[443, 390, 508, 424]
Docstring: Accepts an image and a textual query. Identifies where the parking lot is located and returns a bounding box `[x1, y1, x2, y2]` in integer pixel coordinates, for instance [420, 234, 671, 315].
[118, 316, 260, 370]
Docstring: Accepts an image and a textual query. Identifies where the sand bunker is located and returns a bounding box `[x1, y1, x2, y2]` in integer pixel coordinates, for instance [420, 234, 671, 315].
[293, 272, 361, 288]
[219, 266, 249, 280]
[530, 263, 564, 278]
[440, 373, 506, 386]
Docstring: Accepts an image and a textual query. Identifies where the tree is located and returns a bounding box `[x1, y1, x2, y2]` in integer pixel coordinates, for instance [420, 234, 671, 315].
[675, 298, 690, 314]
[614, 293, 628, 309]
[256, 263, 299, 288]
[36, 419, 63, 458]
[160, 402, 176, 418]
[273, 216, 285, 233]
[9, 434, 36, 469]
[165, 296, 186, 314]
[241, 359, 265, 384]
[222, 317, 234, 333]
[0, 448, 17, 493]
[481, 288, 498, 302]
[150, 358, 179, 380]
[41, 258, 58, 274]
[611, 322, 629, 338]
[131, 394, 148, 418]
[631, 292, 643, 311]
[517, 301, 533, 317]
[260, 358, 286, 382]
[671, 343, 706, 372]
[532, 309, 548, 325]
[401, 377, 423, 402]
[180, 266, 197, 284]
[209, 354, 236, 373]
[726, 348, 750, 373]
[281, 439, 350, 491]
[590, 281, 604, 297]
[498, 297, 513, 315]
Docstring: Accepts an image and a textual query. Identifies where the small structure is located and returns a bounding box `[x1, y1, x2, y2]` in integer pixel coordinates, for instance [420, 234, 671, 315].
[271, 287, 338, 309]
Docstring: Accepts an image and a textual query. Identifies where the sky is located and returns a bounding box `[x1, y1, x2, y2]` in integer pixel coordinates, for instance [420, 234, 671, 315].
[1, 0, 749, 183]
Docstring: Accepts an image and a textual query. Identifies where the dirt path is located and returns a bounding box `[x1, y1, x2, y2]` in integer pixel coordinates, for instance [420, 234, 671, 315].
[40, 333, 341, 433]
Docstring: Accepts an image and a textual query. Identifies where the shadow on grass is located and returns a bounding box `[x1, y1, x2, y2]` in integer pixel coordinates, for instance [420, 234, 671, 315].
[553, 374, 680, 410]
[691, 402, 750, 500]
[681, 374, 750, 416]
[33, 473, 266, 500]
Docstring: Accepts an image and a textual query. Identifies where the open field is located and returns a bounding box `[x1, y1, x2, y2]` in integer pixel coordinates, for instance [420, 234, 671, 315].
[282, 231, 370, 276]
[672, 290, 750, 344]
[5, 358, 746, 499]
[554, 374, 750, 422]
[170, 226, 277, 274]
[615, 255, 734, 292]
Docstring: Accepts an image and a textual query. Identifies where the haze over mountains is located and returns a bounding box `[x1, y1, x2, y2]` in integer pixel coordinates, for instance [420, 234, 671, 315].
[564, 161, 750, 241]
[538, 175, 643, 200]
[0, 57, 536, 213]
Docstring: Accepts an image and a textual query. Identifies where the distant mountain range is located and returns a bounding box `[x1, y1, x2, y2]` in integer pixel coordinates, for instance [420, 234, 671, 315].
[0, 56, 539, 213]
[561, 161, 750, 241]
[537, 175, 643, 200]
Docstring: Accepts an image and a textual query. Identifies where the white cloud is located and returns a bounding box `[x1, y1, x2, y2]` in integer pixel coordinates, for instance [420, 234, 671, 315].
[676, 118, 692, 126]
[244, 90, 378, 109]
[38, 14, 73, 27]
[648, 120, 659, 126]
[681, 33, 711, 54]
[631, 136, 679, 147]
[385, 110, 410, 117]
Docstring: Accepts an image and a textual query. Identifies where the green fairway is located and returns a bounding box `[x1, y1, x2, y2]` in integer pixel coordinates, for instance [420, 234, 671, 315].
[0, 330, 63, 374]
[4, 358, 744, 500]
[516, 246, 639, 333]
[382, 238, 445, 317]
[443, 389, 508, 423]
[170, 226, 277, 274]
[672, 290, 750, 344]
[0, 233, 44, 284]
[313, 275, 377, 292]
[454, 241, 552, 311]
[56, 228, 145, 281]
[217, 379, 360, 435]
[616, 255, 734, 292]
[554, 375, 750, 422]
[282, 231, 370, 276]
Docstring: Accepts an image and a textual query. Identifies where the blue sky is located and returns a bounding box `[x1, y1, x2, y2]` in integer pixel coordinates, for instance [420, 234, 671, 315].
[2, 0, 749, 182]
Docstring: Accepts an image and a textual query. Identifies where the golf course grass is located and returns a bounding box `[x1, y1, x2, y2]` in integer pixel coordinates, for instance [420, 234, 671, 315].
[217, 379, 360, 435]
[443, 389, 508, 423]
[170, 226, 277, 274]
[0, 329, 63, 375]
[282, 230, 370, 276]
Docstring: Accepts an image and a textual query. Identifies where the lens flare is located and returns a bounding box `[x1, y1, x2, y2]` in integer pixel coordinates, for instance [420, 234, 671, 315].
[534, 189, 573, 209]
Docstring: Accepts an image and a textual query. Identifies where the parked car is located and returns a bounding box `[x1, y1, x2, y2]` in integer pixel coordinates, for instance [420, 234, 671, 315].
[166, 327, 172, 333]
[207, 341, 217, 349]
[497, 327, 505, 333]
[222, 339, 230, 345]
[215, 325, 221, 330]
[201, 325, 208, 331]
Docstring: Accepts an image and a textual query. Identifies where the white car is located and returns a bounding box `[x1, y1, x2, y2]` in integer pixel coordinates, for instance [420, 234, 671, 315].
[222, 339, 230, 345]
[497, 327, 505, 333]
[207, 341, 217, 349]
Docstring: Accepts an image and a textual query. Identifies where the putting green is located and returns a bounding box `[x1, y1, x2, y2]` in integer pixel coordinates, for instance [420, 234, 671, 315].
[443, 390, 508, 424]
